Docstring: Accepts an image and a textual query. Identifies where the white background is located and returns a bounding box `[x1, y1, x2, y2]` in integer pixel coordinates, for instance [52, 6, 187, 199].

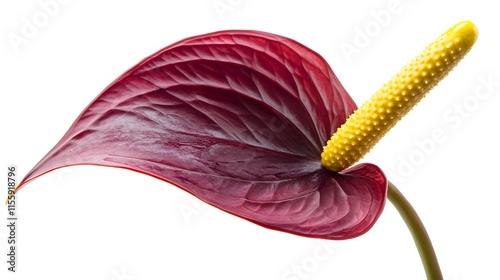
[1, 1, 499, 279]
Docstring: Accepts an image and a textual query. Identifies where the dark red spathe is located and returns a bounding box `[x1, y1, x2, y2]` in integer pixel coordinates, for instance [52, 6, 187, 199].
[18, 30, 387, 239]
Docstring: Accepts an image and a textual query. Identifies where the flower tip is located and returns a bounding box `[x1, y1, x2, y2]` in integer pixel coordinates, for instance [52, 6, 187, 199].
[4, 192, 14, 204]
[445, 21, 478, 51]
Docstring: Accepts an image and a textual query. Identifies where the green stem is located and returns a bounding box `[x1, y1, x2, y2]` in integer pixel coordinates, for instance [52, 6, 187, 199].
[387, 181, 443, 280]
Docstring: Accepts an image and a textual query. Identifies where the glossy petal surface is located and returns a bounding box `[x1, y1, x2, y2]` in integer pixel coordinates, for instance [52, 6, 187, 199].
[17, 30, 387, 239]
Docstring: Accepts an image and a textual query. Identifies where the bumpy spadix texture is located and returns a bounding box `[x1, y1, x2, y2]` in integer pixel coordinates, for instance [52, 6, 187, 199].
[13, 30, 387, 240]
[322, 21, 478, 171]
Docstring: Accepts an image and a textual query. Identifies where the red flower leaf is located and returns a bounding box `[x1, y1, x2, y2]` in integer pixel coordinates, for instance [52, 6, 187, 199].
[17, 30, 387, 239]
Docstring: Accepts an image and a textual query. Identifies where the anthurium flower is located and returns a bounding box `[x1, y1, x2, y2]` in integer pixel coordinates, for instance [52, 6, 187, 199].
[11, 21, 476, 241]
